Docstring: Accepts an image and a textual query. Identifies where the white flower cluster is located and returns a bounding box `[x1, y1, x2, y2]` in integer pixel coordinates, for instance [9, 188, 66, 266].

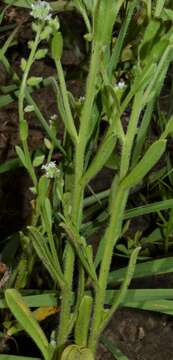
[42, 161, 60, 178]
[79, 96, 85, 102]
[115, 80, 126, 90]
[30, 0, 52, 21]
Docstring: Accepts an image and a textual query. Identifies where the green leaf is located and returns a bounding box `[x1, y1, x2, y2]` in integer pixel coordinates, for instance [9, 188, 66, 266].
[124, 199, 173, 219]
[162, 8, 173, 22]
[38, 175, 49, 203]
[161, 115, 173, 139]
[33, 154, 45, 167]
[121, 140, 166, 189]
[5, 289, 50, 360]
[19, 120, 28, 141]
[93, 0, 124, 45]
[43, 197, 52, 230]
[108, 257, 173, 284]
[101, 336, 128, 360]
[139, 18, 161, 55]
[60, 222, 98, 283]
[28, 226, 65, 288]
[27, 77, 42, 87]
[51, 32, 63, 61]
[0, 158, 21, 173]
[44, 138, 52, 150]
[101, 247, 141, 331]
[15, 146, 27, 168]
[35, 49, 48, 60]
[109, 0, 137, 73]
[24, 105, 35, 113]
[75, 296, 93, 346]
[20, 58, 27, 71]
[154, 0, 166, 17]
[40, 26, 52, 40]
[82, 131, 117, 185]
[125, 299, 173, 316]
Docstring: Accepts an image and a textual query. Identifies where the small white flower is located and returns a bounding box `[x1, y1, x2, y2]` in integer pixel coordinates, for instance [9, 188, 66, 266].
[79, 96, 85, 102]
[115, 80, 126, 90]
[50, 114, 57, 121]
[30, 1, 52, 21]
[41, 161, 60, 178]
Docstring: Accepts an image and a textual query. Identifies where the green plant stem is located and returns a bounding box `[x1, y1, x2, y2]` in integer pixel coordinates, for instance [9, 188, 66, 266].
[99, 246, 140, 334]
[120, 91, 142, 179]
[22, 140, 37, 187]
[57, 41, 101, 352]
[18, 24, 42, 187]
[57, 249, 74, 353]
[155, 0, 166, 17]
[55, 60, 78, 144]
[25, 91, 65, 154]
[72, 41, 101, 225]
[18, 25, 41, 126]
[88, 185, 128, 353]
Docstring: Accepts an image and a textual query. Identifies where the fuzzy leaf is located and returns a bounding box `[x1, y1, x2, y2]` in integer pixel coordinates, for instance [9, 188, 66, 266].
[15, 146, 27, 168]
[19, 120, 28, 142]
[27, 77, 42, 87]
[5, 289, 49, 360]
[51, 32, 63, 61]
[75, 296, 93, 346]
[121, 140, 166, 189]
[33, 155, 45, 167]
[20, 58, 27, 71]
[35, 49, 48, 60]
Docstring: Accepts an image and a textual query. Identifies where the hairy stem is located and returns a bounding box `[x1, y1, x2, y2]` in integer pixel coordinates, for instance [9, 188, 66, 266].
[57, 41, 101, 352]
[88, 185, 128, 352]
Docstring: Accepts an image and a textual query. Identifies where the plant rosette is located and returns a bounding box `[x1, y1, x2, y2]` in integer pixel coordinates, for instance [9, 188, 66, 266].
[61, 345, 94, 360]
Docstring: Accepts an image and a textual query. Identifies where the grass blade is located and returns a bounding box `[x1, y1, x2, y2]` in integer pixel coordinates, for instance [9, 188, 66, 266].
[101, 336, 128, 360]
[108, 257, 173, 284]
[5, 289, 50, 360]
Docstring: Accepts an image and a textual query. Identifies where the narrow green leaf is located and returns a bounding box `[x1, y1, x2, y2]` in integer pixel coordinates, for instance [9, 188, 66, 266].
[108, 257, 173, 284]
[82, 132, 116, 185]
[51, 32, 63, 61]
[28, 226, 65, 288]
[60, 222, 98, 283]
[109, 0, 137, 73]
[101, 336, 128, 360]
[35, 49, 48, 60]
[75, 296, 93, 346]
[1, 289, 173, 310]
[154, 0, 166, 17]
[125, 299, 173, 316]
[93, 0, 124, 44]
[27, 77, 42, 87]
[101, 247, 141, 331]
[21, 58, 27, 71]
[5, 289, 50, 360]
[15, 146, 27, 168]
[0, 158, 21, 173]
[33, 154, 45, 167]
[161, 115, 173, 139]
[121, 140, 166, 189]
[124, 199, 173, 219]
[19, 120, 28, 142]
